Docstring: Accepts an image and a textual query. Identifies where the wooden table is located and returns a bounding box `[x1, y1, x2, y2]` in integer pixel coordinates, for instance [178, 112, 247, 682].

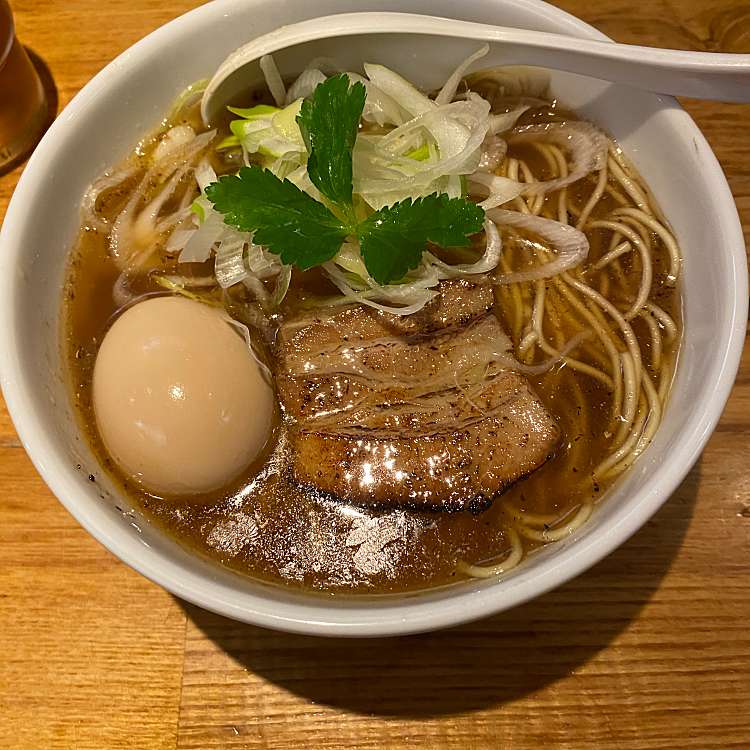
[1, 1, 748, 748]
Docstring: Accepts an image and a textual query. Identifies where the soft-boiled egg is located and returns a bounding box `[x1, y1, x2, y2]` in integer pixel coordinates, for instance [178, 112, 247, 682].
[93, 296, 274, 496]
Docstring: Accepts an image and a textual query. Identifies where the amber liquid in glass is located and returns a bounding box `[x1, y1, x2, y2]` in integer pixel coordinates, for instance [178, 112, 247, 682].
[0, 0, 47, 171]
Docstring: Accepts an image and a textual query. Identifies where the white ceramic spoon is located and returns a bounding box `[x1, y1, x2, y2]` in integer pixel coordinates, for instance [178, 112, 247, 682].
[201, 11, 750, 123]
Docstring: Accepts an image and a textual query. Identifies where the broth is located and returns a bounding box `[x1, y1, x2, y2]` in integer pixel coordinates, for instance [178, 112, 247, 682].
[63, 77, 681, 594]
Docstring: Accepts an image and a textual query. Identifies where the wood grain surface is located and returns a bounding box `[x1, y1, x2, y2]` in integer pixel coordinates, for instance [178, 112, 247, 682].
[1, 1, 749, 748]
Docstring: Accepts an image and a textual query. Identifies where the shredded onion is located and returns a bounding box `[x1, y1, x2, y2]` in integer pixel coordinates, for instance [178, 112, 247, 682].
[486, 208, 589, 283]
[435, 45, 489, 105]
[476, 135, 508, 172]
[323, 261, 438, 316]
[509, 122, 608, 196]
[469, 173, 524, 210]
[488, 105, 529, 135]
[152, 125, 196, 163]
[514, 331, 591, 374]
[427, 219, 502, 278]
[81, 165, 138, 233]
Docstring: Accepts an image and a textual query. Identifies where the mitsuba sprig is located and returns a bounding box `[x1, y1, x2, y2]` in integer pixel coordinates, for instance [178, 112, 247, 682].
[206, 74, 485, 284]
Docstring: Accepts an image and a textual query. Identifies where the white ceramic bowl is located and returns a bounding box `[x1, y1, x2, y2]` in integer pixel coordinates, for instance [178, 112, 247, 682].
[0, 0, 746, 637]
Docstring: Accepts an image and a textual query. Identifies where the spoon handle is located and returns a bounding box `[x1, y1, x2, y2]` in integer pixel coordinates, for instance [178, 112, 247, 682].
[472, 24, 750, 103]
[202, 11, 750, 124]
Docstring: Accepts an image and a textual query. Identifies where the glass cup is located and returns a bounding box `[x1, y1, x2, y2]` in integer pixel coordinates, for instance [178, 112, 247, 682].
[0, 0, 49, 173]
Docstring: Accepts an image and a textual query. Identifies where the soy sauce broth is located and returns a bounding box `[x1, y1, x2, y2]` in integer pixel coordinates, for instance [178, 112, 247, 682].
[63, 89, 681, 595]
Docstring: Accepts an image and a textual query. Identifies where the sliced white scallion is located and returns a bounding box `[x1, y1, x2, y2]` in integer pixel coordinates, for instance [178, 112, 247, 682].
[345, 72, 406, 127]
[323, 261, 439, 316]
[435, 44, 490, 105]
[194, 160, 218, 191]
[165, 228, 197, 256]
[469, 173, 525, 210]
[215, 241, 248, 288]
[487, 105, 529, 135]
[259, 54, 286, 107]
[285, 68, 327, 104]
[354, 97, 491, 209]
[179, 212, 225, 264]
[151, 125, 196, 163]
[363, 62, 435, 117]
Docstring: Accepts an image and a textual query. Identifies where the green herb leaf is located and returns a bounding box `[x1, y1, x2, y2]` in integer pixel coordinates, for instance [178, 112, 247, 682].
[358, 194, 485, 284]
[296, 74, 366, 211]
[205, 165, 348, 269]
[209, 80, 485, 288]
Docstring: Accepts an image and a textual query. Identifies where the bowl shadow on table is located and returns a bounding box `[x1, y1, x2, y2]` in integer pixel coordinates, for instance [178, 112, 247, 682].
[180, 459, 700, 719]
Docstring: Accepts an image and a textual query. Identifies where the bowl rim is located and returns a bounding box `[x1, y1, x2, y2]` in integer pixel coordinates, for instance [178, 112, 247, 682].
[0, 0, 747, 637]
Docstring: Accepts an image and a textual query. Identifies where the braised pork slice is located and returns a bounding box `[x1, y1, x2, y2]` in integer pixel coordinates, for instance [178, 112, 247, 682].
[276, 280, 560, 511]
